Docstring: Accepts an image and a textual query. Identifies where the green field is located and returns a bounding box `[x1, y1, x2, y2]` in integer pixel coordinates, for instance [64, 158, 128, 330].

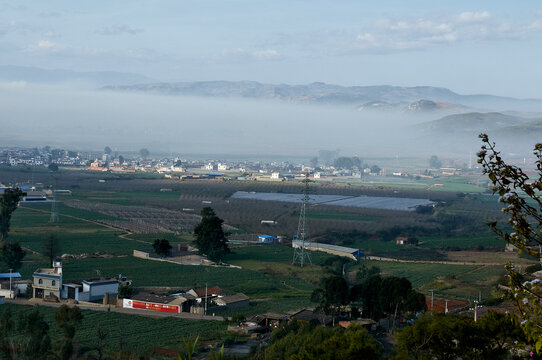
[1, 304, 229, 355]
[9, 206, 137, 255]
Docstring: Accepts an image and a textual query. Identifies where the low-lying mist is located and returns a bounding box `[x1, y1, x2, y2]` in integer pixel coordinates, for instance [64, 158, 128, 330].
[0, 82, 536, 160]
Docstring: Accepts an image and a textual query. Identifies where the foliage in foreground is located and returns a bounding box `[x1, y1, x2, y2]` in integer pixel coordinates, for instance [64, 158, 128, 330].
[392, 311, 527, 360]
[252, 320, 381, 360]
[478, 134, 542, 352]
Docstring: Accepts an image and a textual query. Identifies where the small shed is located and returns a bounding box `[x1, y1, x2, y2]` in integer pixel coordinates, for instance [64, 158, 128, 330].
[214, 293, 249, 309]
[258, 235, 276, 244]
[396, 237, 409, 245]
[78, 279, 119, 302]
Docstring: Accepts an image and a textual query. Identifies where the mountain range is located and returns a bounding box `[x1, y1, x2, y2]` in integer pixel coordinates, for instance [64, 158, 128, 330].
[102, 80, 542, 112]
[410, 112, 542, 152]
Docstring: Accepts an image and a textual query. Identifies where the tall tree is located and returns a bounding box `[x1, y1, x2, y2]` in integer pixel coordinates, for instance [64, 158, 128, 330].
[311, 276, 349, 320]
[139, 148, 150, 159]
[429, 155, 442, 169]
[118, 155, 125, 164]
[2, 242, 26, 271]
[0, 188, 24, 242]
[18, 306, 51, 359]
[152, 238, 172, 257]
[478, 134, 542, 352]
[42, 234, 61, 265]
[55, 305, 83, 360]
[104, 146, 112, 155]
[194, 207, 230, 262]
[48, 163, 59, 172]
[309, 157, 318, 168]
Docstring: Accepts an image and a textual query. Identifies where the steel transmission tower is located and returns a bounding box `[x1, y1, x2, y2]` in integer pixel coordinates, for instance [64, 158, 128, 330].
[50, 179, 59, 223]
[292, 173, 312, 267]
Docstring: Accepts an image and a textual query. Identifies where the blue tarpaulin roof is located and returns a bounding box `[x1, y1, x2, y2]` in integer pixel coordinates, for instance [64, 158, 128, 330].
[0, 273, 22, 279]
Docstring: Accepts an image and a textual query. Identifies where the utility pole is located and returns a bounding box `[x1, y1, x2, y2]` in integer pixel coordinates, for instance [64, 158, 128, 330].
[474, 300, 479, 322]
[429, 289, 435, 313]
[204, 283, 208, 316]
[445, 299, 449, 314]
[9, 268, 12, 298]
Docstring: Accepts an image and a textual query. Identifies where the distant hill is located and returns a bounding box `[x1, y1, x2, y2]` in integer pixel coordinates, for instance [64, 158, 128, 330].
[415, 112, 529, 134]
[493, 118, 542, 138]
[102, 81, 542, 111]
[0, 65, 154, 86]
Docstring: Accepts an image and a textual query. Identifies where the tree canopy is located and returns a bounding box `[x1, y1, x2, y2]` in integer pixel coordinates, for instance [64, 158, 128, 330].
[152, 238, 172, 257]
[42, 234, 61, 265]
[0, 188, 24, 242]
[139, 148, 150, 159]
[2, 242, 26, 271]
[393, 312, 525, 360]
[193, 207, 230, 262]
[255, 320, 381, 360]
[429, 155, 442, 169]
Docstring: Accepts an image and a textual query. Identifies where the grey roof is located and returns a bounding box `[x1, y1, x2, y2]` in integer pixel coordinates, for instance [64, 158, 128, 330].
[131, 292, 176, 304]
[215, 293, 249, 305]
[292, 240, 359, 254]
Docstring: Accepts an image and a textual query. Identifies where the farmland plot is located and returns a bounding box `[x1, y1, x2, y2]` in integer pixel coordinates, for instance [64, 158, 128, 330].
[64, 200, 237, 233]
[231, 191, 434, 211]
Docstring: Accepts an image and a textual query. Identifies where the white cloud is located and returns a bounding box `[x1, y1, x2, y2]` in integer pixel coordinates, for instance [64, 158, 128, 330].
[345, 11, 535, 54]
[36, 40, 56, 49]
[216, 48, 283, 62]
[96, 24, 144, 36]
[528, 19, 542, 30]
[356, 33, 374, 42]
[252, 49, 281, 60]
[457, 11, 491, 23]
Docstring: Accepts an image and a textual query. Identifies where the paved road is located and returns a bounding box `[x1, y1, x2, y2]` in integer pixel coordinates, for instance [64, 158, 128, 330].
[365, 255, 502, 266]
[6, 298, 225, 321]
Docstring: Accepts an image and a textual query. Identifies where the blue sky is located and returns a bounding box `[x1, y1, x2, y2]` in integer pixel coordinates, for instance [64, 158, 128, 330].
[2, 0, 542, 97]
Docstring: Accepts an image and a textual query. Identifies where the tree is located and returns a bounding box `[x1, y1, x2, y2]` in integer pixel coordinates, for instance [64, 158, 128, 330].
[393, 312, 524, 360]
[0, 308, 15, 358]
[311, 276, 349, 320]
[352, 156, 362, 169]
[429, 155, 442, 169]
[258, 321, 381, 360]
[370, 164, 381, 174]
[55, 305, 83, 360]
[118, 155, 125, 164]
[94, 326, 108, 360]
[152, 238, 172, 257]
[478, 134, 542, 352]
[139, 148, 150, 159]
[333, 157, 354, 170]
[0, 188, 24, 242]
[42, 234, 61, 265]
[18, 306, 51, 359]
[193, 207, 230, 262]
[2, 242, 26, 271]
[118, 284, 133, 299]
[48, 163, 59, 172]
[104, 146, 112, 155]
[309, 157, 318, 168]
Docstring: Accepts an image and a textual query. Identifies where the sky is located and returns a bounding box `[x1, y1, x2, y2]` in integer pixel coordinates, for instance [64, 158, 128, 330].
[2, 1, 542, 98]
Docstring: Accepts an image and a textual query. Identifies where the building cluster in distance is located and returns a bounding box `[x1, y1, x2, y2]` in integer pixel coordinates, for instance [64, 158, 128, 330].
[1, 145, 481, 186]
